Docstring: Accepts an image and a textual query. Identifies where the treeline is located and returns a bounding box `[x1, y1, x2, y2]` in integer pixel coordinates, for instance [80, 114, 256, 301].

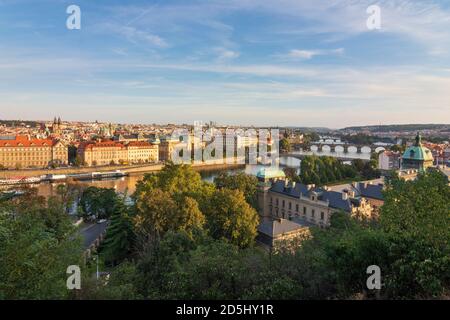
[86, 169, 449, 300]
[341, 133, 394, 145]
[1, 165, 449, 299]
[284, 155, 380, 186]
[341, 124, 450, 133]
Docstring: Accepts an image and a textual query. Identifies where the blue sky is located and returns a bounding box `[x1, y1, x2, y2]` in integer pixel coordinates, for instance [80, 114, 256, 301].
[0, 0, 450, 127]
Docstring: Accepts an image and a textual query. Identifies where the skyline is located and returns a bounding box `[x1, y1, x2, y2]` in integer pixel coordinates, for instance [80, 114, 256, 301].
[1, 116, 450, 131]
[1, 0, 450, 126]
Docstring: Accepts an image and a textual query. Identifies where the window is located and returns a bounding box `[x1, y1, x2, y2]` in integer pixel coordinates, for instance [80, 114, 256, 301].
[321, 212, 325, 220]
[311, 209, 315, 218]
[288, 202, 292, 210]
[282, 200, 285, 208]
[303, 207, 306, 215]
[296, 204, 299, 212]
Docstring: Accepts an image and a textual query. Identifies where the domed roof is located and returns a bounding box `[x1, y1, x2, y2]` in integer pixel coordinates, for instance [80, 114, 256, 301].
[151, 138, 161, 145]
[402, 133, 434, 161]
[256, 167, 286, 179]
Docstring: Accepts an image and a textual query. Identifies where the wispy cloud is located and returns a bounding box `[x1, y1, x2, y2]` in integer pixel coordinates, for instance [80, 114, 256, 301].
[276, 48, 345, 60]
[214, 47, 240, 61]
[96, 23, 168, 48]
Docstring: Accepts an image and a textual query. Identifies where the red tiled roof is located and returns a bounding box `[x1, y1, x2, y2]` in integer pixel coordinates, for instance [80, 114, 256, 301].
[0, 135, 58, 147]
[79, 141, 125, 150]
[126, 141, 155, 147]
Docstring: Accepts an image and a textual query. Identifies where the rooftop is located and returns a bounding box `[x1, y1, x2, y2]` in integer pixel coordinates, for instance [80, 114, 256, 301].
[258, 218, 308, 238]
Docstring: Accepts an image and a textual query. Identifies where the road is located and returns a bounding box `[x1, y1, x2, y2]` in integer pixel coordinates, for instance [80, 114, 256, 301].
[80, 221, 108, 250]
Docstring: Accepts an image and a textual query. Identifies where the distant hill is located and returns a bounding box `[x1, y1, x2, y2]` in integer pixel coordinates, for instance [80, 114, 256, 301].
[341, 124, 450, 133]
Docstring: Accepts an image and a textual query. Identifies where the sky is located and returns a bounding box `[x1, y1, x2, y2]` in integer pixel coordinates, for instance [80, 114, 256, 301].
[0, 0, 450, 128]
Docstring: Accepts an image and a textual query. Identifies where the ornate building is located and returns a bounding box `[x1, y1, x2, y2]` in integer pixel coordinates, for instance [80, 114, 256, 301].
[401, 132, 434, 171]
[0, 135, 67, 168]
[256, 167, 375, 249]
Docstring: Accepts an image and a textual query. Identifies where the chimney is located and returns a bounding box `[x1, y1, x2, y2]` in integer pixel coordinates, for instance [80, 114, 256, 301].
[307, 184, 315, 190]
[292, 181, 296, 188]
[342, 192, 348, 200]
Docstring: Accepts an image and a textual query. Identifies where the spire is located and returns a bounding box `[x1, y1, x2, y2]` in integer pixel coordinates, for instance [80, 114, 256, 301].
[415, 132, 422, 146]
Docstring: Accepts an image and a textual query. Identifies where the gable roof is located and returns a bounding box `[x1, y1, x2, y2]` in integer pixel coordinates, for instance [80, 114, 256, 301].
[269, 180, 354, 212]
[356, 182, 384, 200]
[0, 135, 58, 147]
[258, 218, 307, 238]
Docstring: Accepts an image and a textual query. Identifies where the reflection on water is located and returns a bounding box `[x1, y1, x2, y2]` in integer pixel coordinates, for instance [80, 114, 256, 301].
[32, 156, 302, 197]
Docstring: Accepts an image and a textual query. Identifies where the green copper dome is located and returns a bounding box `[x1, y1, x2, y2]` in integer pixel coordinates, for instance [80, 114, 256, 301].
[402, 132, 433, 161]
[256, 167, 286, 179]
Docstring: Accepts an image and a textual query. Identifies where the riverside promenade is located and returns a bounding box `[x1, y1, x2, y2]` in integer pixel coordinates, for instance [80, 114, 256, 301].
[0, 162, 245, 179]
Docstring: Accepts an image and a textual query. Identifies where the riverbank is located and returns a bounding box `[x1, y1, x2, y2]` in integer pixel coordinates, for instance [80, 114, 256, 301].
[0, 162, 246, 178]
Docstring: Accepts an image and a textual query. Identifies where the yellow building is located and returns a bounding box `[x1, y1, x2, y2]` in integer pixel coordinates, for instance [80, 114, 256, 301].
[126, 141, 159, 164]
[0, 135, 67, 169]
[159, 138, 180, 162]
[78, 140, 158, 166]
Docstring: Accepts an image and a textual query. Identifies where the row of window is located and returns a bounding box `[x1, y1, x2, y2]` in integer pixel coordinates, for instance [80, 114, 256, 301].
[270, 197, 326, 221]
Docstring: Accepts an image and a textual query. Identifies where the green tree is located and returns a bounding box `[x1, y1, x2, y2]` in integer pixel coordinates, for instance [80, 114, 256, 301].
[79, 187, 118, 220]
[100, 197, 135, 265]
[280, 138, 291, 153]
[135, 189, 205, 241]
[205, 189, 259, 248]
[0, 195, 83, 299]
[214, 172, 259, 209]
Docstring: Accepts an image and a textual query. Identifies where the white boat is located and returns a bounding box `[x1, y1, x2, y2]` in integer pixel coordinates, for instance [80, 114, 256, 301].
[0, 176, 41, 185]
[73, 170, 128, 181]
[41, 174, 67, 182]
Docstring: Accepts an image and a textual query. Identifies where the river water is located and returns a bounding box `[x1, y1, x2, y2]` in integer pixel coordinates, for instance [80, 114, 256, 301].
[32, 156, 302, 198]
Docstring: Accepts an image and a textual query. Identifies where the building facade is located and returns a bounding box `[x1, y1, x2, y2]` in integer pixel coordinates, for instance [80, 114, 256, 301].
[126, 141, 159, 164]
[78, 140, 158, 166]
[378, 150, 401, 171]
[0, 135, 68, 168]
[256, 168, 374, 230]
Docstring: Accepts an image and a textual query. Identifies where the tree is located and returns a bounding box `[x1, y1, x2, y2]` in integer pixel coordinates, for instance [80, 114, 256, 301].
[204, 189, 259, 248]
[0, 195, 83, 299]
[214, 172, 259, 209]
[100, 197, 136, 265]
[283, 167, 300, 183]
[374, 171, 449, 298]
[280, 138, 291, 153]
[134, 189, 205, 242]
[79, 187, 118, 220]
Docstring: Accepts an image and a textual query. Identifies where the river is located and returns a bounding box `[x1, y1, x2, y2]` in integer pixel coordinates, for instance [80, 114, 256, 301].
[32, 156, 302, 198]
